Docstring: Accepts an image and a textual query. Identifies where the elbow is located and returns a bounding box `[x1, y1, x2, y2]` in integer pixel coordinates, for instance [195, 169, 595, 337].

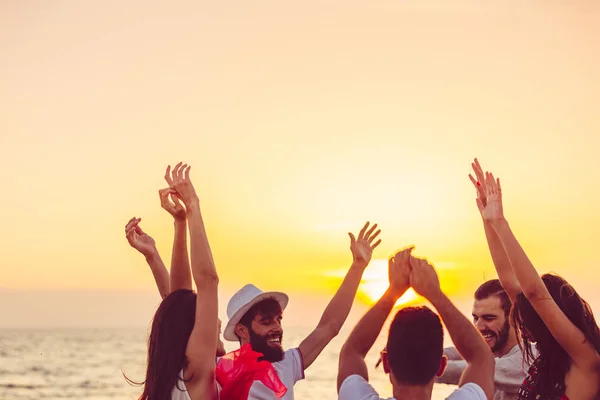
[320, 322, 341, 341]
[340, 341, 355, 360]
[193, 271, 219, 286]
[521, 281, 547, 301]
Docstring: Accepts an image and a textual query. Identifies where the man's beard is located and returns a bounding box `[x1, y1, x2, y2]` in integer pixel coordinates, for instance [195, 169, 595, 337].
[248, 329, 284, 363]
[489, 321, 510, 353]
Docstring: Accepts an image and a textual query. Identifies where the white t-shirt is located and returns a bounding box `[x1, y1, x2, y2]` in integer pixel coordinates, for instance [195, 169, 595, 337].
[438, 344, 535, 400]
[338, 375, 487, 400]
[216, 348, 305, 400]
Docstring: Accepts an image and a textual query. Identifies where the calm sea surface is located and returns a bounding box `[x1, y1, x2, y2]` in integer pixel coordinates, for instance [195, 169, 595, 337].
[0, 326, 459, 400]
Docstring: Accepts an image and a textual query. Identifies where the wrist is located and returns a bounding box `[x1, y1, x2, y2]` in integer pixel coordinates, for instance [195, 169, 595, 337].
[489, 217, 509, 230]
[174, 217, 187, 225]
[185, 201, 201, 215]
[426, 289, 445, 306]
[144, 249, 160, 260]
[386, 284, 408, 301]
[351, 260, 368, 270]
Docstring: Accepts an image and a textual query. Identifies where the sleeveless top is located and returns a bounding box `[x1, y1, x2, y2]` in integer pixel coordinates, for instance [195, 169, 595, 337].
[171, 371, 192, 400]
[170, 370, 221, 400]
[517, 357, 567, 400]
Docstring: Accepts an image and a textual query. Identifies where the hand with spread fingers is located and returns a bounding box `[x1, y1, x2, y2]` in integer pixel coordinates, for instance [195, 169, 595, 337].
[125, 217, 157, 257]
[349, 222, 382, 267]
[388, 246, 414, 296]
[409, 256, 441, 300]
[164, 162, 199, 209]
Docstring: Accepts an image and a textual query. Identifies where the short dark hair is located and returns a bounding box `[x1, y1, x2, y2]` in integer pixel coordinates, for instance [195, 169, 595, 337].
[236, 298, 282, 342]
[474, 279, 512, 317]
[386, 306, 443, 385]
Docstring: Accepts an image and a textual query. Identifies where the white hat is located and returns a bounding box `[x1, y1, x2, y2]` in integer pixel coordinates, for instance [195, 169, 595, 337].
[223, 284, 289, 342]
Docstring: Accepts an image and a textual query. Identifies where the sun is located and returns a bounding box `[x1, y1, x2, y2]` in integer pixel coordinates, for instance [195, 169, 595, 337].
[358, 259, 419, 306]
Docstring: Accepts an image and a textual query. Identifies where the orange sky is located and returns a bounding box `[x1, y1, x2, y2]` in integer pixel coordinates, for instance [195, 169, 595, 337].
[1, 1, 599, 327]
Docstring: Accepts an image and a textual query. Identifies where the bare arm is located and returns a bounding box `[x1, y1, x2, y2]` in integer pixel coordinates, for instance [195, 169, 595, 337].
[470, 159, 520, 302]
[337, 288, 404, 392]
[337, 248, 412, 392]
[477, 169, 600, 372]
[299, 222, 381, 369]
[429, 291, 495, 400]
[145, 251, 171, 299]
[492, 218, 600, 370]
[482, 223, 520, 303]
[170, 218, 192, 291]
[159, 181, 193, 292]
[410, 256, 494, 400]
[125, 217, 170, 299]
[169, 164, 218, 395]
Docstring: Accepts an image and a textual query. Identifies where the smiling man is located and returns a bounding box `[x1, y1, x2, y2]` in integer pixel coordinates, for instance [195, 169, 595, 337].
[221, 222, 382, 399]
[437, 279, 534, 400]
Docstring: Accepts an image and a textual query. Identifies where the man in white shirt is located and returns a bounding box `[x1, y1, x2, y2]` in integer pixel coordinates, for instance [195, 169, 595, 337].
[438, 279, 533, 400]
[337, 248, 495, 400]
[221, 222, 383, 399]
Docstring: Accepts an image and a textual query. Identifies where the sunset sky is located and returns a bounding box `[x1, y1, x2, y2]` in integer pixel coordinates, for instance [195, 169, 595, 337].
[1, 1, 599, 328]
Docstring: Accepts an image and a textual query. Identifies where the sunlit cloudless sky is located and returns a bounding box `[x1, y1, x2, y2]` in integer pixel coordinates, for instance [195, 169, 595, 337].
[1, 0, 599, 327]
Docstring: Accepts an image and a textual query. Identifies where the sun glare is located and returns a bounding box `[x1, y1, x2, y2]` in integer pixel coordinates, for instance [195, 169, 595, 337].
[325, 259, 420, 306]
[359, 259, 419, 305]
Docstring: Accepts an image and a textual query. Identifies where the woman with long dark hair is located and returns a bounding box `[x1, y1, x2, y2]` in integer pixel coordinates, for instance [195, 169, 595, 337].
[129, 163, 220, 400]
[469, 159, 600, 400]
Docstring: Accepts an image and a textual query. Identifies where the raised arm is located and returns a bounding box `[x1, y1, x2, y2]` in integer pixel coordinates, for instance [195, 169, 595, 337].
[299, 222, 381, 369]
[337, 248, 413, 392]
[162, 162, 192, 292]
[479, 171, 600, 372]
[169, 163, 219, 395]
[470, 159, 520, 302]
[410, 257, 495, 400]
[125, 217, 170, 299]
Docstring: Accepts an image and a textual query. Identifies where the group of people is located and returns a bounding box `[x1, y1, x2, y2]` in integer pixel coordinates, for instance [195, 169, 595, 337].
[124, 159, 600, 400]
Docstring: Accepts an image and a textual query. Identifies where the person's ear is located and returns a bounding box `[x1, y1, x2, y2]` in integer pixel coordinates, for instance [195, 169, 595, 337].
[437, 355, 448, 377]
[235, 324, 249, 341]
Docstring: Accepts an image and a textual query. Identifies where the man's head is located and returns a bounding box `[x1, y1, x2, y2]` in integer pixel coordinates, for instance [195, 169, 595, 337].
[472, 279, 515, 356]
[234, 298, 284, 362]
[223, 284, 289, 362]
[384, 306, 446, 387]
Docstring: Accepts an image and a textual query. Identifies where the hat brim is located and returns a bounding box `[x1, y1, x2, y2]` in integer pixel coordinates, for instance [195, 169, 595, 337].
[223, 291, 289, 342]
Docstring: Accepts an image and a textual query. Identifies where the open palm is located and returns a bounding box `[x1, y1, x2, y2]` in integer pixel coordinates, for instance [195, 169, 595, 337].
[477, 172, 505, 222]
[349, 222, 382, 266]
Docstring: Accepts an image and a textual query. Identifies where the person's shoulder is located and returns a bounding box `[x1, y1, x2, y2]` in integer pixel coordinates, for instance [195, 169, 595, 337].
[279, 348, 304, 366]
[338, 374, 390, 400]
[446, 383, 487, 400]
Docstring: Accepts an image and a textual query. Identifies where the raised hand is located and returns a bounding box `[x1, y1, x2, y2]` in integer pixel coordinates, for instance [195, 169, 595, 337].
[164, 162, 199, 209]
[125, 217, 157, 256]
[388, 246, 414, 296]
[469, 158, 487, 208]
[476, 171, 505, 222]
[158, 187, 186, 221]
[348, 222, 382, 267]
[409, 256, 441, 300]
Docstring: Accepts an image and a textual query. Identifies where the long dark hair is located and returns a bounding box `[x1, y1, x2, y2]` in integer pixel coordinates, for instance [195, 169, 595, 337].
[511, 274, 600, 398]
[126, 289, 197, 400]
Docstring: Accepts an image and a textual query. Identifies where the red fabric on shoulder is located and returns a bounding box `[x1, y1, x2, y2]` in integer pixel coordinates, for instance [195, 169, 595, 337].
[216, 343, 287, 400]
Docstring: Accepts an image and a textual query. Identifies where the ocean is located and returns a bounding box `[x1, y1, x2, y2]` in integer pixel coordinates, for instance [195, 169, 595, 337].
[0, 326, 459, 400]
